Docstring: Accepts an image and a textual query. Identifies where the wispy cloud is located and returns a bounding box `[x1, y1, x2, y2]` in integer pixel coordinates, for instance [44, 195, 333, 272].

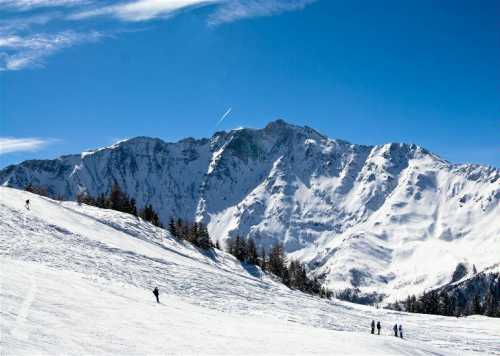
[0, 30, 102, 70]
[70, 0, 216, 22]
[0, 0, 89, 11]
[0, 0, 316, 71]
[0, 137, 55, 155]
[216, 107, 232, 126]
[208, 0, 316, 25]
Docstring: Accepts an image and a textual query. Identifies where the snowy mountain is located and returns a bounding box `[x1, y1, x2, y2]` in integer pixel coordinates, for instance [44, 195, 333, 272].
[1, 120, 499, 302]
[1, 187, 498, 355]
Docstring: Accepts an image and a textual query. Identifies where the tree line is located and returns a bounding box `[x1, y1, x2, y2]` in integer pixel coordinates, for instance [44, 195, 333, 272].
[77, 183, 161, 227]
[76, 184, 213, 250]
[167, 218, 213, 250]
[225, 237, 330, 298]
[388, 274, 500, 317]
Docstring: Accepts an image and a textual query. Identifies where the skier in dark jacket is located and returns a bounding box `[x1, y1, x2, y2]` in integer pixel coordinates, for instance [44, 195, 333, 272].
[393, 324, 398, 337]
[399, 324, 403, 339]
[25, 199, 30, 210]
[376, 321, 381, 335]
[153, 287, 159, 303]
[371, 320, 375, 334]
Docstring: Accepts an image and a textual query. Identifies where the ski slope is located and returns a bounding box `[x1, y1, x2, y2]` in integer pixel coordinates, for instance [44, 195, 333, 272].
[1, 187, 498, 355]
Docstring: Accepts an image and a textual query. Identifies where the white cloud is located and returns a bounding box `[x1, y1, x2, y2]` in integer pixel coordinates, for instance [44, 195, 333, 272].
[0, 30, 102, 70]
[71, 0, 315, 23]
[208, 0, 316, 25]
[0, 0, 89, 11]
[70, 0, 216, 22]
[0, 13, 58, 33]
[0, 0, 316, 71]
[0, 137, 54, 155]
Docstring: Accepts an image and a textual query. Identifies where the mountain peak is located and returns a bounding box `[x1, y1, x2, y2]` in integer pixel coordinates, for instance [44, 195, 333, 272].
[264, 118, 290, 130]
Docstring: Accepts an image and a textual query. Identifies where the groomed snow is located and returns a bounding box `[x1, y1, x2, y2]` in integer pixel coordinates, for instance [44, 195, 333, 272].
[1, 187, 498, 355]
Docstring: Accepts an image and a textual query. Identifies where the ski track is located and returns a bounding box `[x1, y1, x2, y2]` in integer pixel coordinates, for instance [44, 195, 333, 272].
[1, 187, 498, 355]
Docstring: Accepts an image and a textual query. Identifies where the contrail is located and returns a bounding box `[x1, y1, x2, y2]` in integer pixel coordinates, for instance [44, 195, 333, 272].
[216, 107, 232, 127]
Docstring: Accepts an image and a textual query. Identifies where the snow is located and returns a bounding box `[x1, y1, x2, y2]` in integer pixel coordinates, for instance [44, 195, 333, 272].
[0, 119, 499, 301]
[1, 187, 499, 355]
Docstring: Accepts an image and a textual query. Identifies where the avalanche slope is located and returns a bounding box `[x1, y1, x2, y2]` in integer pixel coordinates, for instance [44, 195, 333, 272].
[1, 187, 498, 355]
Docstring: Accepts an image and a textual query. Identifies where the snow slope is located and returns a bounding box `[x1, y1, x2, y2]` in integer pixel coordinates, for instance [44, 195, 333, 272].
[1, 120, 499, 301]
[1, 187, 499, 355]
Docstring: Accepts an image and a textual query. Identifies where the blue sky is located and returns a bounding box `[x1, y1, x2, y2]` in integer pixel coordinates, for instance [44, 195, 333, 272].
[1, 0, 499, 168]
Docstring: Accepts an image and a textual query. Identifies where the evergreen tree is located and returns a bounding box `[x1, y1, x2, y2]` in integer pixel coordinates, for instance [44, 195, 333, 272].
[246, 238, 258, 264]
[439, 293, 452, 316]
[268, 242, 286, 278]
[484, 290, 497, 317]
[168, 218, 178, 238]
[259, 246, 267, 271]
[140, 204, 161, 227]
[472, 294, 483, 315]
[109, 183, 127, 211]
[96, 194, 107, 208]
[233, 235, 247, 261]
[196, 223, 212, 250]
[226, 238, 235, 256]
[187, 222, 199, 244]
[282, 264, 290, 287]
[130, 198, 138, 216]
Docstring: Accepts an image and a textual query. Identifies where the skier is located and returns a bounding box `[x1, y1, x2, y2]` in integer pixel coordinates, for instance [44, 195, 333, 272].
[399, 324, 403, 339]
[153, 286, 160, 303]
[376, 321, 381, 335]
[25, 199, 30, 210]
[393, 324, 398, 337]
[371, 320, 375, 334]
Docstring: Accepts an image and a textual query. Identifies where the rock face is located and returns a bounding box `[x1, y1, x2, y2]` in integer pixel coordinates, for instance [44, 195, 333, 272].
[1, 120, 499, 301]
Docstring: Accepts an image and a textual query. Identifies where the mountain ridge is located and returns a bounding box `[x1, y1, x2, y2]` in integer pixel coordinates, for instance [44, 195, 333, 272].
[1, 120, 499, 302]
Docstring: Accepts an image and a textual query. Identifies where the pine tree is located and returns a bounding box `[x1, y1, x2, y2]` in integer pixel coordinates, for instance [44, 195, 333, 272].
[484, 290, 497, 317]
[196, 223, 212, 250]
[259, 246, 267, 271]
[282, 264, 290, 287]
[96, 194, 107, 208]
[109, 183, 126, 211]
[233, 235, 247, 261]
[246, 238, 258, 264]
[226, 238, 235, 256]
[187, 222, 199, 244]
[140, 204, 161, 227]
[472, 294, 483, 315]
[268, 242, 286, 279]
[130, 198, 138, 216]
[168, 218, 178, 238]
[440, 293, 452, 316]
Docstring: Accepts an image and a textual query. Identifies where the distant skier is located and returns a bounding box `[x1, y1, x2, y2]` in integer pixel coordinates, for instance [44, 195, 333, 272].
[399, 324, 403, 339]
[371, 320, 375, 334]
[376, 321, 381, 335]
[393, 324, 398, 337]
[25, 199, 30, 210]
[153, 286, 160, 303]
